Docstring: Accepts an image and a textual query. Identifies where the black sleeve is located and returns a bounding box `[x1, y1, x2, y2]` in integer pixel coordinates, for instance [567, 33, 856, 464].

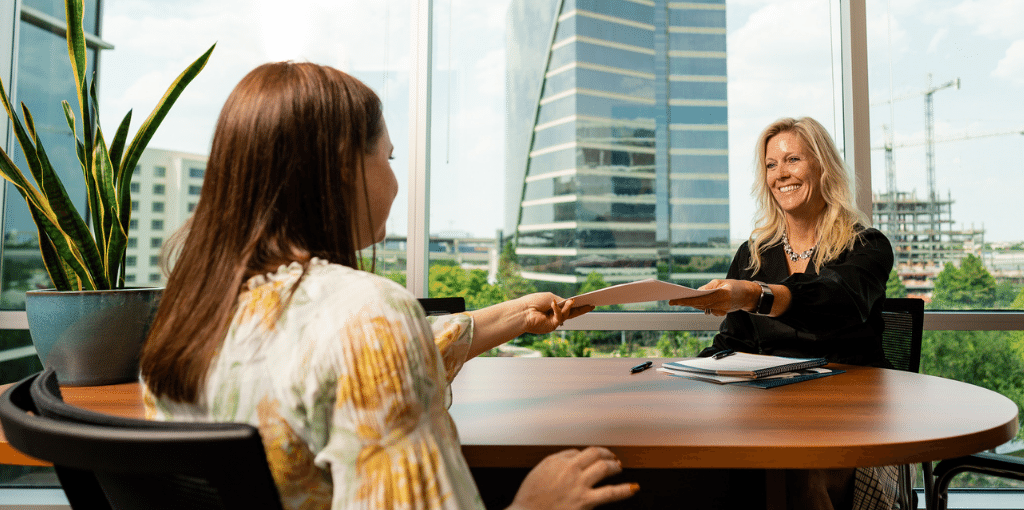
[775, 228, 893, 332]
[698, 243, 758, 357]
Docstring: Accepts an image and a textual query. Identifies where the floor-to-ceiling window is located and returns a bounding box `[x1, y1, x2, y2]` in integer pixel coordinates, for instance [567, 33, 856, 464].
[0, 0, 1021, 502]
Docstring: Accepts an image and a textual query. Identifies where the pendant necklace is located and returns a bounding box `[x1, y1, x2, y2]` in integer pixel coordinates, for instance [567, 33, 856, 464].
[782, 232, 816, 262]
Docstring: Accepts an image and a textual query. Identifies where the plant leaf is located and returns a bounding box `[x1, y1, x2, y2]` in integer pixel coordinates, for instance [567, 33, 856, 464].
[92, 131, 123, 286]
[29, 206, 73, 290]
[109, 109, 132, 174]
[17, 103, 47, 186]
[28, 113, 104, 289]
[61, 100, 76, 137]
[0, 142, 92, 290]
[83, 73, 98, 178]
[0, 77, 41, 176]
[63, 100, 89, 182]
[119, 43, 215, 179]
[65, 0, 88, 130]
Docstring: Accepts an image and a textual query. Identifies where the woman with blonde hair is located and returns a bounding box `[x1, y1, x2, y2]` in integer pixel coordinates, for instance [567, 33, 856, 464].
[141, 62, 637, 510]
[670, 117, 895, 509]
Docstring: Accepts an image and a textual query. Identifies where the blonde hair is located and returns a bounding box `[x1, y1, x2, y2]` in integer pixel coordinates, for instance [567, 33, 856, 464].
[747, 117, 866, 273]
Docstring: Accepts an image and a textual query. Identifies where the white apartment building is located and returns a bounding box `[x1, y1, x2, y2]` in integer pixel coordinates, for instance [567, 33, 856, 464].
[125, 148, 207, 285]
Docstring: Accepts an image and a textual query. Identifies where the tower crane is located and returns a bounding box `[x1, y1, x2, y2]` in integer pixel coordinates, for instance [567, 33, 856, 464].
[872, 74, 959, 241]
[872, 75, 960, 203]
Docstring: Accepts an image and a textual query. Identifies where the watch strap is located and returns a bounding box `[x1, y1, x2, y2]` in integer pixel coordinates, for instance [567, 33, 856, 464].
[753, 281, 774, 315]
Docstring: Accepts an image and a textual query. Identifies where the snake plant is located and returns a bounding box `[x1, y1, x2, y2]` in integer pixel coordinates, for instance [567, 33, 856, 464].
[0, 0, 214, 290]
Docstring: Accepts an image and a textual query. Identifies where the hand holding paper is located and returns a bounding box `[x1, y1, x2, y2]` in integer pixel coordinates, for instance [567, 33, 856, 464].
[668, 278, 757, 316]
[564, 278, 715, 307]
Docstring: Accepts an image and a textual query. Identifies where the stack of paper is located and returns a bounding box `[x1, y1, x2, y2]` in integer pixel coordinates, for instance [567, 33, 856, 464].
[658, 352, 842, 389]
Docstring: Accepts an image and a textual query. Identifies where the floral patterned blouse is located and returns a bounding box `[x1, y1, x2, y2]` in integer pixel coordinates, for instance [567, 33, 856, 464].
[143, 259, 484, 510]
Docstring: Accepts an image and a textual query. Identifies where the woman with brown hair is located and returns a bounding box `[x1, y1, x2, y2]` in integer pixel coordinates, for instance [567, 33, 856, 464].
[140, 62, 637, 510]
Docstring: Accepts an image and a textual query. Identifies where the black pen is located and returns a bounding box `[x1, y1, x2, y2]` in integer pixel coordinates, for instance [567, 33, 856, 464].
[712, 349, 736, 360]
[630, 361, 653, 373]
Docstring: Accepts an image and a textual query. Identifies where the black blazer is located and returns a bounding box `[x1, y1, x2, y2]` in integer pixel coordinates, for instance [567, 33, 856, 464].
[699, 228, 894, 367]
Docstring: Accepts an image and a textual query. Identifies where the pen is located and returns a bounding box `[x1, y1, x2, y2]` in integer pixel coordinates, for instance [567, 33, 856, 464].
[630, 361, 653, 373]
[712, 349, 736, 360]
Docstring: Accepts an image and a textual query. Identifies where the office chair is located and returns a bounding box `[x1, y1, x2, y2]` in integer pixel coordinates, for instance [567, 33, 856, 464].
[879, 297, 926, 510]
[931, 452, 1024, 510]
[0, 369, 283, 510]
[418, 297, 467, 315]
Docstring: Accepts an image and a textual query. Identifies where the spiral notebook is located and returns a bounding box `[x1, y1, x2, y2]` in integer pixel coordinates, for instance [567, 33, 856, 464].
[661, 352, 828, 379]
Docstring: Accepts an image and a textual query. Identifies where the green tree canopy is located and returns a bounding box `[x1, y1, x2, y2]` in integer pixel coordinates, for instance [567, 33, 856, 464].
[930, 255, 996, 309]
[885, 269, 907, 299]
[428, 264, 504, 309]
[495, 241, 536, 300]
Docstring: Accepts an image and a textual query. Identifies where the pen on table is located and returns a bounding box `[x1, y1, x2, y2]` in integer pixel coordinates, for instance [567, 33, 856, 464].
[630, 361, 653, 373]
[712, 349, 736, 360]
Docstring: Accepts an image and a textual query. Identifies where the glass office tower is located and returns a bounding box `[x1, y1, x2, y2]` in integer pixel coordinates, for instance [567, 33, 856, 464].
[507, 0, 730, 293]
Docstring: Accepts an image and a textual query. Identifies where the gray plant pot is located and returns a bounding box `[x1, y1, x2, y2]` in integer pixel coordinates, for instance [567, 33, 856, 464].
[25, 287, 162, 386]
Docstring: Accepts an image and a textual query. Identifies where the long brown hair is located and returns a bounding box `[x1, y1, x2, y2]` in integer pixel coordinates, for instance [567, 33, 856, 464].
[748, 117, 866, 273]
[141, 62, 384, 402]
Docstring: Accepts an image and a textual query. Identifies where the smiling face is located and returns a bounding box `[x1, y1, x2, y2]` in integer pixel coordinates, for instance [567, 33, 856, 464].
[764, 130, 825, 222]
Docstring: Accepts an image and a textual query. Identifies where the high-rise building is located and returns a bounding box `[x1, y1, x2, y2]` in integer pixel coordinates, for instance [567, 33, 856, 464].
[506, 0, 731, 290]
[125, 149, 206, 285]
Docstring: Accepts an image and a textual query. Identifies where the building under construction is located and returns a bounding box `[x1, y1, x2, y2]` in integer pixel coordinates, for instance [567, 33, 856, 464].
[872, 190, 985, 298]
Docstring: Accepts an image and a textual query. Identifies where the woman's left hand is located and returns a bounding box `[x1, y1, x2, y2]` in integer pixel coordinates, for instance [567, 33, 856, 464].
[518, 293, 595, 334]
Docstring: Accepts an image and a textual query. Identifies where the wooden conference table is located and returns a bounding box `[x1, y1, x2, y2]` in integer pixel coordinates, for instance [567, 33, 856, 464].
[0, 358, 1018, 506]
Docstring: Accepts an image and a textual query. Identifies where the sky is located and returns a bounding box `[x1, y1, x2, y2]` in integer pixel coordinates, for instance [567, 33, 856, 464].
[96, 0, 1024, 243]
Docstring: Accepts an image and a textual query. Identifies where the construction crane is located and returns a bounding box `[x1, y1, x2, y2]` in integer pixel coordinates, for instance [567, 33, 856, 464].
[872, 126, 1024, 188]
[923, 75, 960, 202]
[872, 74, 959, 241]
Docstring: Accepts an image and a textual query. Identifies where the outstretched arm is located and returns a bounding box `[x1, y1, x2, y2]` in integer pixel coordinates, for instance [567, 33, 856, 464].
[465, 293, 593, 359]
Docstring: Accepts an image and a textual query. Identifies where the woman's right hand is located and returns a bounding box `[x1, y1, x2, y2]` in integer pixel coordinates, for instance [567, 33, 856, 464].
[508, 447, 638, 510]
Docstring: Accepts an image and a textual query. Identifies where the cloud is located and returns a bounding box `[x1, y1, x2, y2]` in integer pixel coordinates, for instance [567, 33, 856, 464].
[993, 39, 1024, 85]
[927, 28, 948, 54]
[945, 0, 1024, 39]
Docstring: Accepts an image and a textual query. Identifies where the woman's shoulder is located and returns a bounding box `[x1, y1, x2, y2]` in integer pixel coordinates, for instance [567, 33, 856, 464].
[302, 260, 418, 310]
[852, 226, 892, 248]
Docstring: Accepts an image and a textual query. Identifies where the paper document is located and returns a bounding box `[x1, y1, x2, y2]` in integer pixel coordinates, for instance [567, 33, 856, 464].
[661, 352, 828, 378]
[566, 278, 713, 307]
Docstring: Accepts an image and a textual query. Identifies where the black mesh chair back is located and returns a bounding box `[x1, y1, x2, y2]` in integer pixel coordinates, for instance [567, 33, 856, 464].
[1, 369, 283, 510]
[879, 297, 926, 509]
[418, 297, 466, 316]
[880, 297, 924, 374]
